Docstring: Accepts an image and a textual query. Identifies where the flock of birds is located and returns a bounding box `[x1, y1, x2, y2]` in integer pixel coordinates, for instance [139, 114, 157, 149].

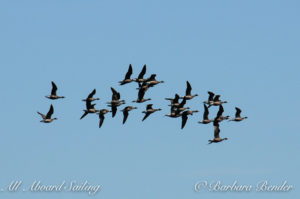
[37, 64, 248, 144]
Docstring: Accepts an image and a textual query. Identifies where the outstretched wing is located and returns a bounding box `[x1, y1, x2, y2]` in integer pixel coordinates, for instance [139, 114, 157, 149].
[138, 64, 147, 79]
[80, 111, 88, 120]
[37, 112, 46, 119]
[214, 95, 220, 101]
[203, 104, 209, 120]
[87, 89, 96, 99]
[216, 105, 224, 119]
[111, 87, 120, 100]
[86, 100, 93, 109]
[173, 94, 180, 104]
[142, 112, 151, 121]
[51, 81, 57, 95]
[125, 64, 133, 79]
[46, 104, 54, 119]
[147, 74, 156, 81]
[186, 81, 192, 96]
[178, 97, 186, 108]
[138, 87, 146, 100]
[235, 107, 242, 118]
[208, 91, 214, 101]
[181, 114, 188, 129]
[99, 114, 105, 128]
[123, 111, 129, 124]
[146, 104, 153, 110]
[111, 105, 117, 118]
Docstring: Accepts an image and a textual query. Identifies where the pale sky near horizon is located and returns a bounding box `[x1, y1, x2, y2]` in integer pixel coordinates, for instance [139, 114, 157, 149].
[0, 0, 299, 199]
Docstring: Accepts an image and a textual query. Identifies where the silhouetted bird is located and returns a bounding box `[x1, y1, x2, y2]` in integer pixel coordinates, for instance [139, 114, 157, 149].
[180, 81, 198, 100]
[98, 109, 111, 128]
[132, 86, 151, 103]
[37, 104, 57, 123]
[142, 104, 162, 121]
[45, 81, 65, 100]
[121, 106, 138, 124]
[80, 100, 99, 120]
[181, 110, 199, 129]
[203, 91, 215, 106]
[119, 64, 134, 85]
[134, 64, 147, 83]
[82, 89, 100, 102]
[229, 107, 248, 122]
[107, 87, 125, 117]
[208, 95, 228, 108]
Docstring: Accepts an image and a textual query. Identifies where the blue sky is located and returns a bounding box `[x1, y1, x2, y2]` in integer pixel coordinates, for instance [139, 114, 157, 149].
[0, 0, 299, 198]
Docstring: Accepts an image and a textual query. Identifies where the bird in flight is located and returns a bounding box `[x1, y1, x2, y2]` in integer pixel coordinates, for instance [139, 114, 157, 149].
[37, 104, 57, 123]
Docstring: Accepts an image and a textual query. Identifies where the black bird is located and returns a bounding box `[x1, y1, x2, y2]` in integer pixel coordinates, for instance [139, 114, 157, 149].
[165, 94, 180, 107]
[208, 95, 228, 108]
[132, 86, 151, 103]
[180, 81, 198, 100]
[199, 104, 213, 124]
[145, 74, 164, 87]
[82, 89, 100, 102]
[45, 81, 65, 100]
[171, 97, 190, 112]
[107, 87, 125, 117]
[134, 64, 147, 83]
[229, 107, 248, 122]
[181, 110, 199, 129]
[80, 100, 99, 120]
[215, 105, 229, 122]
[142, 104, 162, 121]
[208, 119, 228, 144]
[119, 64, 134, 85]
[203, 91, 215, 106]
[98, 109, 111, 128]
[37, 104, 57, 123]
[165, 106, 182, 118]
[122, 106, 138, 124]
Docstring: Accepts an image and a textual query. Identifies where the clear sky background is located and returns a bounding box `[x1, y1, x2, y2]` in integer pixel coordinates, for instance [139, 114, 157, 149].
[0, 0, 299, 199]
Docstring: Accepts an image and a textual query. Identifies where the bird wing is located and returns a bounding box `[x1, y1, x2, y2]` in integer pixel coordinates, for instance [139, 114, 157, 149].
[111, 105, 117, 118]
[178, 97, 186, 108]
[37, 112, 46, 119]
[146, 104, 153, 110]
[87, 89, 96, 98]
[203, 104, 209, 120]
[80, 111, 88, 120]
[111, 87, 120, 100]
[186, 81, 192, 96]
[138, 64, 147, 79]
[208, 91, 215, 101]
[213, 120, 220, 138]
[214, 95, 220, 101]
[235, 107, 242, 118]
[148, 74, 156, 81]
[99, 113, 105, 128]
[46, 104, 54, 119]
[138, 88, 146, 100]
[51, 81, 57, 95]
[181, 114, 188, 129]
[173, 94, 180, 103]
[142, 112, 152, 121]
[125, 64, 133, 79]
[86, 100, 92, 109]
[216, 105, 224, 119]
[123, 111, 129, 124]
